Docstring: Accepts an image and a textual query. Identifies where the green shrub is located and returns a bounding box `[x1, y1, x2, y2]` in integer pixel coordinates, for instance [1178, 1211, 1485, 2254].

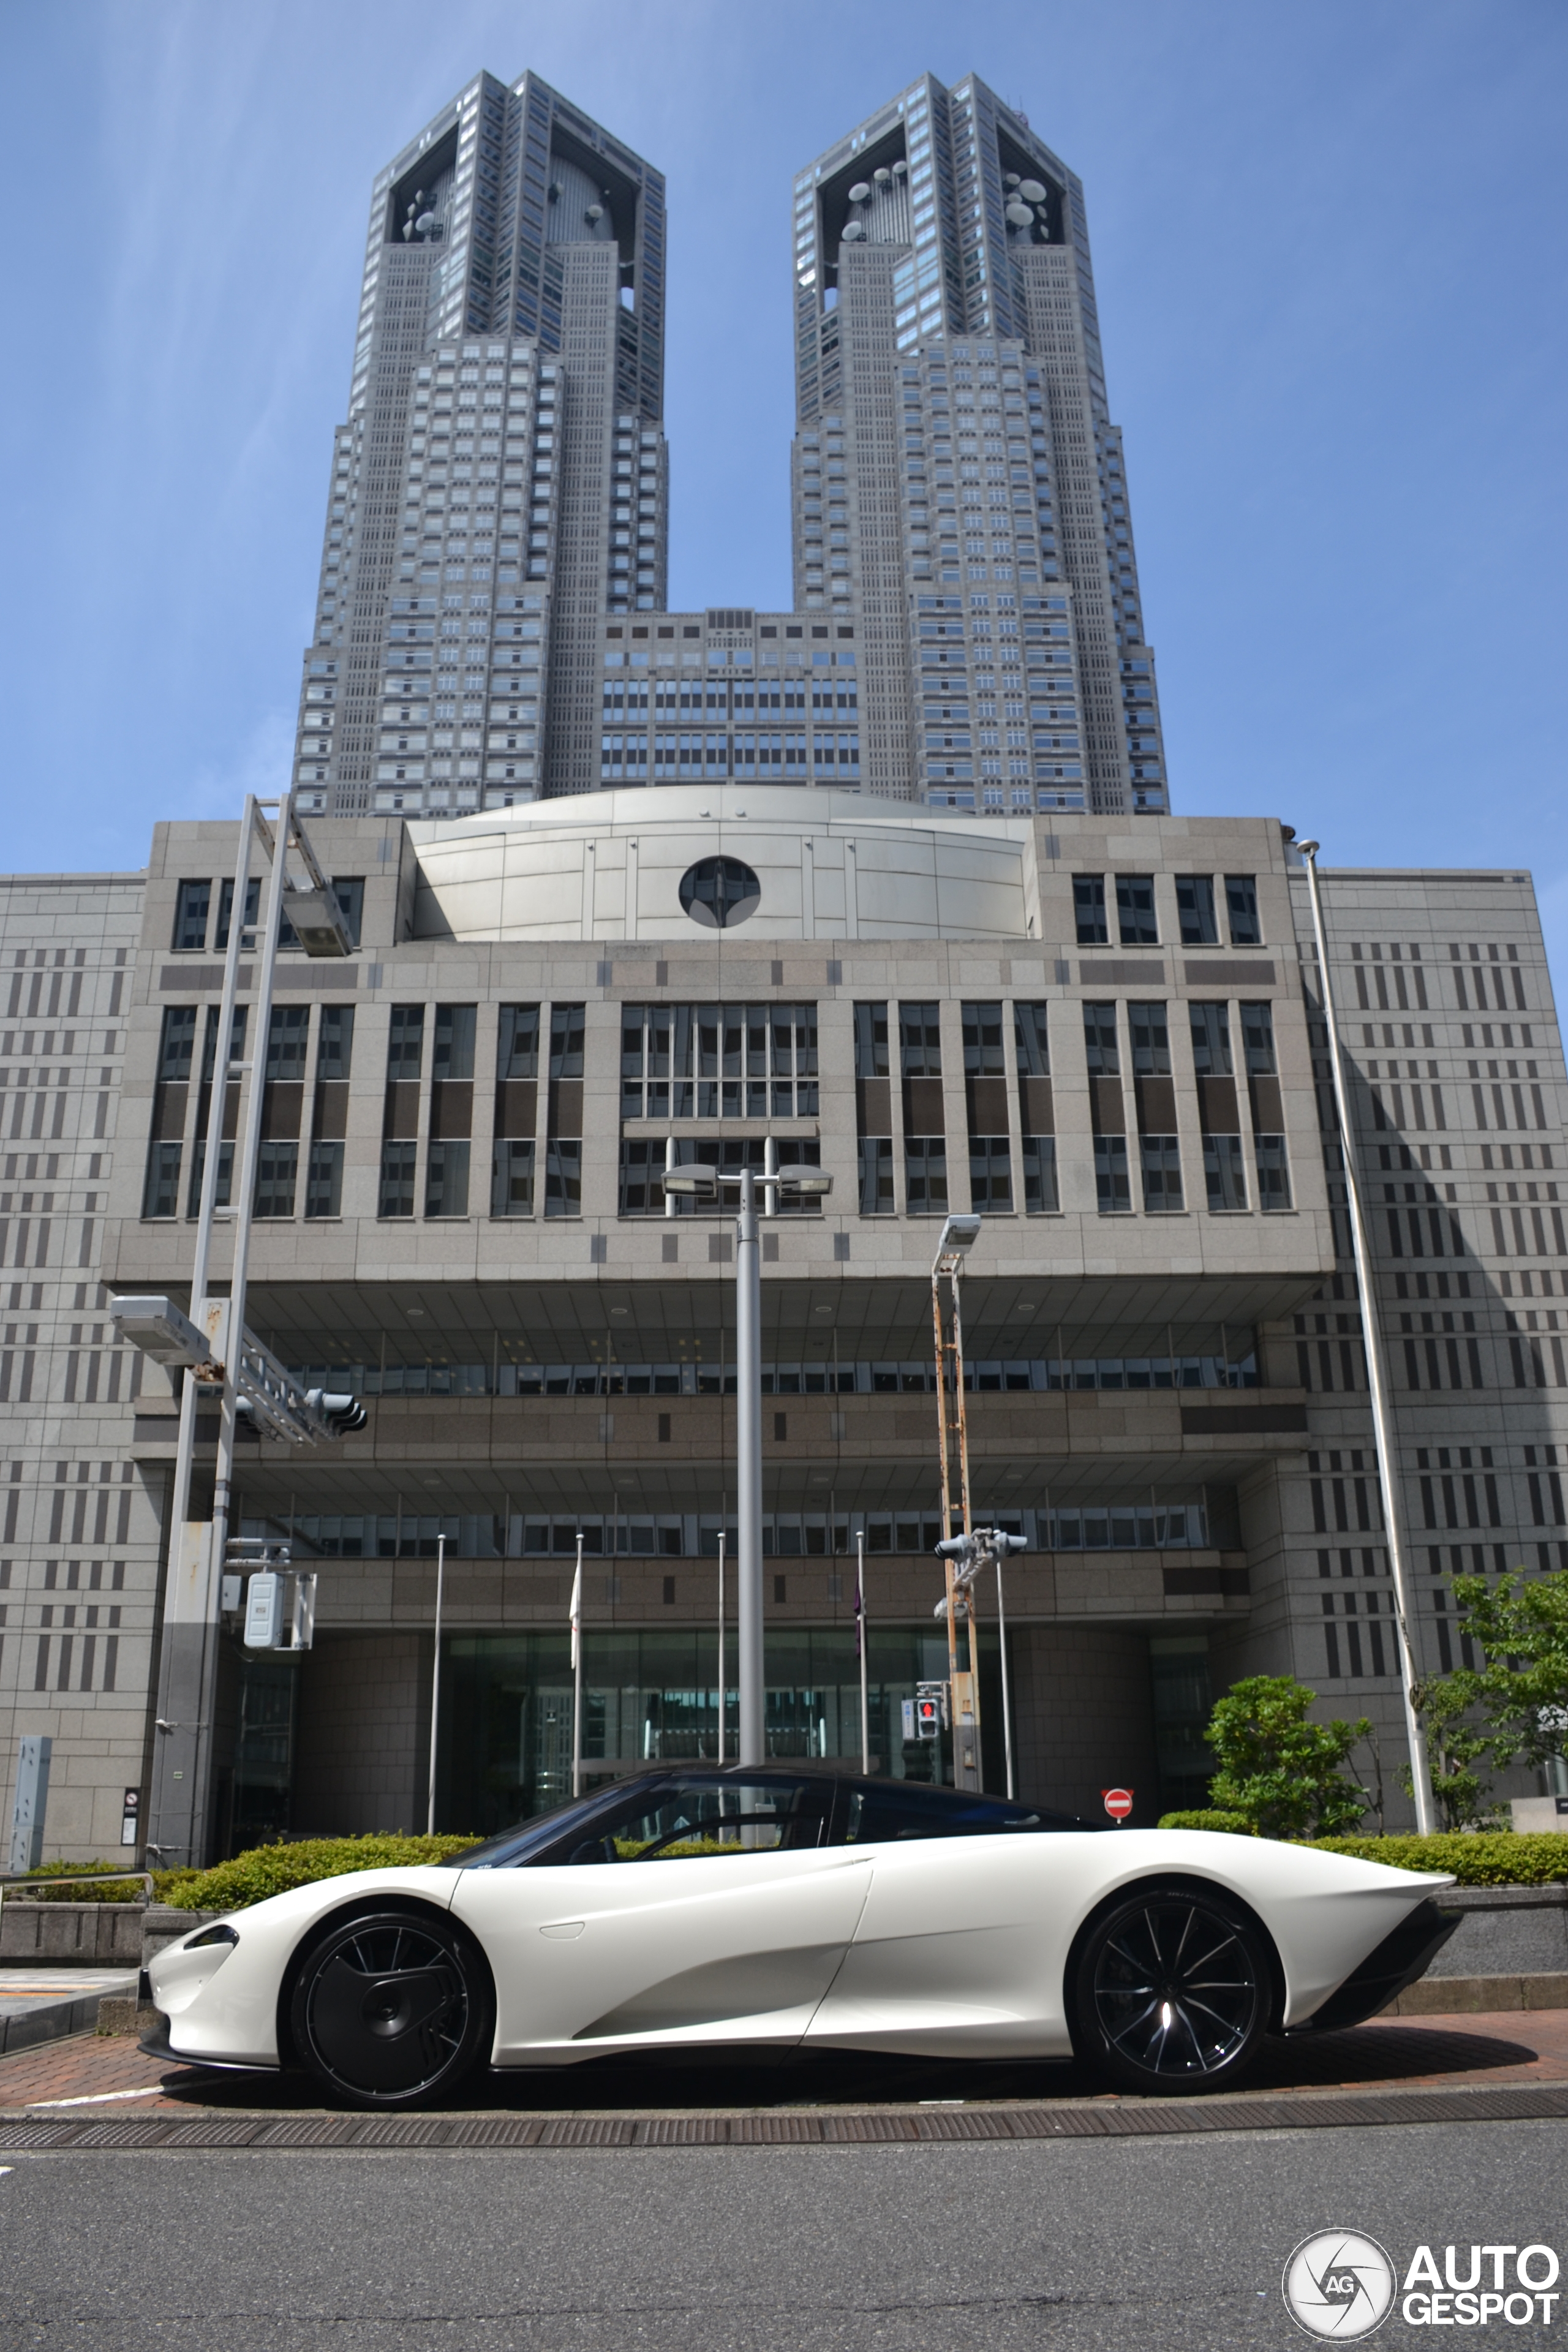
[6, 1858, 149, 1903]
[1303, 1832, 1568, 1886]
[1157, 1809, 1259, 1834]
[163, 1833, 484, 1913]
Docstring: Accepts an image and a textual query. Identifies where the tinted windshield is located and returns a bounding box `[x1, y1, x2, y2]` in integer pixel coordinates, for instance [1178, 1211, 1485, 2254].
[437, 1780, 663, 1870]
[840, 1781, 1094, 1842]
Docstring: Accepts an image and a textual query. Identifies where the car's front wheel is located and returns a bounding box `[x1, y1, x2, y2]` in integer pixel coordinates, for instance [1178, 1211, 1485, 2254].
[1071, 1885, 1270, 2096]
[289, 1908, 492, 2109]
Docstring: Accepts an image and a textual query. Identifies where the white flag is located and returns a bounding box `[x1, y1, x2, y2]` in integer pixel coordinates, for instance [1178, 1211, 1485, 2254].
[569, 1559, 582, 1669]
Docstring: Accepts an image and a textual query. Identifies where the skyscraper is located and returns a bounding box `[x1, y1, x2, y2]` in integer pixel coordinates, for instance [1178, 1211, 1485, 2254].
[790, 74, 1167, 815]
[293, 69, 1166, 827]
[293, 71, 669, 821]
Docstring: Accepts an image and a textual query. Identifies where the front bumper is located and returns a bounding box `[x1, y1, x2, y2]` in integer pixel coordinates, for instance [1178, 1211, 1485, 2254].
[1294, 1899, 1462, 2032]
[137, 2014, 279, 2073]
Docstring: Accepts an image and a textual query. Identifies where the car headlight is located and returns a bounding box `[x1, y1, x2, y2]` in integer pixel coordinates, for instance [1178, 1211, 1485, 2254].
[183, 1922, 239, 1950]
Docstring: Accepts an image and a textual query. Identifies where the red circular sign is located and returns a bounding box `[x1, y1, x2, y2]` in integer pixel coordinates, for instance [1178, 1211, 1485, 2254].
[1102, 1787, 1134, 1821]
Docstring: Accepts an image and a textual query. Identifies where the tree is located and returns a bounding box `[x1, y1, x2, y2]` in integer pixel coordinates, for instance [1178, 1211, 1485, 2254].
[1450, 1564, 1568, 1782]
[1405, 1665, 1496, 1830]
[1204, 1675, 1371, 1839]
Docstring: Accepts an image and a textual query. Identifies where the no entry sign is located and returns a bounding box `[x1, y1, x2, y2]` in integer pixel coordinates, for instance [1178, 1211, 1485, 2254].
[1102, 1787, 1134, 1823]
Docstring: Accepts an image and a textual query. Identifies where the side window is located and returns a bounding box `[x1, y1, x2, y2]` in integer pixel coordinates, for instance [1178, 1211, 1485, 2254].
[839, 1784, 1063, 1843]
[562, 1778, 828, 1863]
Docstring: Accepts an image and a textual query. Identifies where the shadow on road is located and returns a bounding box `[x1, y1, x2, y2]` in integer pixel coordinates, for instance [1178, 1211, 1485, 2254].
[148, 2018, 1544, 2116]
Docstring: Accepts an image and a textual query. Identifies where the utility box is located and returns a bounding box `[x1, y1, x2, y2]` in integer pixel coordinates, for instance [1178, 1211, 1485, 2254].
[244, 1569, 317, 1652]
[9, 1735, 52, 1874]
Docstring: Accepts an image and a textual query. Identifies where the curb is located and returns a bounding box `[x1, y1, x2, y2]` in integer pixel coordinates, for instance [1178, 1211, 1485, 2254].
[0, 1992, 123, 2060]
[5, 2079, 1568, 2152]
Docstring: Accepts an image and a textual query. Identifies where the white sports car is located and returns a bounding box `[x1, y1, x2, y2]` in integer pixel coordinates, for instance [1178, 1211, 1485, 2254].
[144, 1767, 1458, 2109]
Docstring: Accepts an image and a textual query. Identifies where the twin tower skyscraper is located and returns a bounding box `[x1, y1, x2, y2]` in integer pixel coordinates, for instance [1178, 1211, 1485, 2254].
[292, 70, 1169, 826]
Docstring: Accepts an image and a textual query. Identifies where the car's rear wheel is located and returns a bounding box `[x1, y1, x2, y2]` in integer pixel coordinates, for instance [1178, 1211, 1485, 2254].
[289, 1908, 492, 2109]
[1071, 1885, 1270, 2096]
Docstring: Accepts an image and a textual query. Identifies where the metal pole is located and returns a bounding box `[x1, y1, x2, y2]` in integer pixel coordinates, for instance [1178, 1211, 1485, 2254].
[857, 1528, 870, 1774]
[571, 1530, 584, 1798]
[736, 1167, 764, 1766]
[715, 1529, 726, 1762]
[426, 1531, 445, 1836]
[995, 1548, 1015, 1801]
[146, 799, 260, 1868]
[1298, 842, 1436, 1834]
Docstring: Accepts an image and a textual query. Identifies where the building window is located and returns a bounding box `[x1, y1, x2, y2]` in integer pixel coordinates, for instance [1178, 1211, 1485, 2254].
[1189, 1001, 1232, 1073]
[969, 1137, 1012, 1210]
[142, 1140, 182, 1220]
[1254, 1134, 1292, 1210]
[1204, 1134, 1247, 1212]
[1073, 874, 1107, 945]
[619, 1004, 818, 1120]
[1140, 1136, 1183, 1213]
[172, 880, 211, 953]
[156, 1005, 198, 1083]
[1239, 1000, 1276, 1073]
[545, 1139, 582, 1218]
[1021, 1135, 1058, 1213]
[1115, 874, 1158, 946]
[304, 1140, 344, 1219]
[379, 1141, 417, 1219]
[426, 1139, 471, 1217]
[858, 1137, 894, 1215]
[254, 1141, 298, 1219]
[491, 1139, 536, 1217]
[1176, 875, 1219, 946]
[1225, 875, 1261, 945]
[549, 1003, 586, 1077]
[1095, 1135, 1131, 1213]
[1082, 1002, 1120, 1075]
[214, 875, 261, 952]
[904, 1136, 948, 1214]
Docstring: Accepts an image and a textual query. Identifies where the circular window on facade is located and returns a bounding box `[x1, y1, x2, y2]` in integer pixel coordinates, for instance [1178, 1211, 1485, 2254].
[678, 856, 761, 929]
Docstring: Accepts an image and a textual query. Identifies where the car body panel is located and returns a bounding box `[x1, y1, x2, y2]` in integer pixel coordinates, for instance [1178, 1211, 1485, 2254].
[450, 1848, 873, 2060]
[145, 1823, 1455, 2075]
[148, 1867, 458, 2066]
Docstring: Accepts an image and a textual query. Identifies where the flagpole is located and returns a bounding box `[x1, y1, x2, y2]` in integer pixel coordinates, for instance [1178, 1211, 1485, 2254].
[426, 1530, 445, 1837]
[857, 1528, 870, 1775]
[570, 1530, 584, 1799]
[716, 1529, 726, 1763]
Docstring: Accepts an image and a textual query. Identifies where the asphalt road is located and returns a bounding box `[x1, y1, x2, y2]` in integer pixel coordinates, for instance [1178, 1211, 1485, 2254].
[2, 2118, 1565, 2350]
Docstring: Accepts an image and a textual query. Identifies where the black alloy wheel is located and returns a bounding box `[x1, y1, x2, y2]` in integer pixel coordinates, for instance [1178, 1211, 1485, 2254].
[1072, 1885, 1269, 2095]
[289, 1909, 492, 2109]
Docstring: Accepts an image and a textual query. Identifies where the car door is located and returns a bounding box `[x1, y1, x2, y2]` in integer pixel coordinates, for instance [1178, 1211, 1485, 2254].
[804, 1780, 1077, 2059]
[450, 1774, 874, 2062]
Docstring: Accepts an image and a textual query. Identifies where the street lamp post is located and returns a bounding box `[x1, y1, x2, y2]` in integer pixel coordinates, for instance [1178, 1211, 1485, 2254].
[138, 794, 353, 1868]
[1296, 840, 1437, 1834]
[663, 1161, 834, 1768]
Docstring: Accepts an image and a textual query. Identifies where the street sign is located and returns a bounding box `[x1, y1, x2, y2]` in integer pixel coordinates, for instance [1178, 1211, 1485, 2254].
[120, 1787, 140, 1848]
[1102, 1787, 1134, 1823]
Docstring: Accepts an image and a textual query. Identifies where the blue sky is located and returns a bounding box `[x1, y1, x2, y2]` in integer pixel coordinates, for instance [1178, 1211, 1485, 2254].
[4, 2, 1565, 963]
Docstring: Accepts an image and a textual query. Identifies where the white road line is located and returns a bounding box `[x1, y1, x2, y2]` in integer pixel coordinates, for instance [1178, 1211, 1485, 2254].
[27, 2086, 168, 2110]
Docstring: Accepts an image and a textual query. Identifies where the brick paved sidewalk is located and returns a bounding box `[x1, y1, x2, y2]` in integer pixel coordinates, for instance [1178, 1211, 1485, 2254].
[2, 2008, 1567, 2120]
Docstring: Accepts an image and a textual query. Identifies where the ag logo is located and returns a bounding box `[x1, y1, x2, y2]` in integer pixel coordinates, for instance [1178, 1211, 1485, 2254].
[1282, 2230, 1396, 2339]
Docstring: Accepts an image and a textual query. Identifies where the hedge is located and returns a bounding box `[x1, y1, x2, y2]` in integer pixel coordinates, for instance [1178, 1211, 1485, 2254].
[6, 1858, 151, 1903]
[1302, 1833, 1568, 1886]
[1157, 1810, 1259, 1835]
[160, 1834, 484, 1913]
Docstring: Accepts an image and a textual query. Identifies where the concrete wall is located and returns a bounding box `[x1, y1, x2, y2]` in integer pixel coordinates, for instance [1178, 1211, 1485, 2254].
[292, 1630, 430, 1835]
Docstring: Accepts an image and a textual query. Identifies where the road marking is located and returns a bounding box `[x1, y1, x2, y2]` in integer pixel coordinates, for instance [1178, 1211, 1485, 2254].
[28, 2086, 167, 2111]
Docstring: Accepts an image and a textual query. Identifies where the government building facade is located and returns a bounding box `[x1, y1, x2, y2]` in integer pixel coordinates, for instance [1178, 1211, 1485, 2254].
[2, 70, 1562, 1860]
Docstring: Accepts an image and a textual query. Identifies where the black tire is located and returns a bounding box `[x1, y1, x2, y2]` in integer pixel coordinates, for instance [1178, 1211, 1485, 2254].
[288, 1907, 492, 2109]
[1071, 1883, 1270, 2096]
